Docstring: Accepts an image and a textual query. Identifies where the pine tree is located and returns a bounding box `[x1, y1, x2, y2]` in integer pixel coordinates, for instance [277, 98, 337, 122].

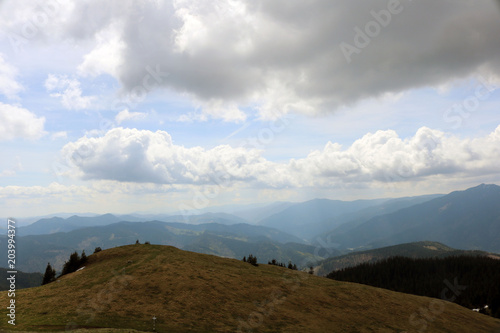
[80, 250, 87, 265]
[61, 251, 81, 276]
[242, 256, 247, 262]
[42, 262, 56, 285]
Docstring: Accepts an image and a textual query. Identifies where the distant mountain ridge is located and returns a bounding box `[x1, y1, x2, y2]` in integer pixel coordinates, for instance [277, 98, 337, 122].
[326, 184, 500, 252]
[17, 212, 250, 236]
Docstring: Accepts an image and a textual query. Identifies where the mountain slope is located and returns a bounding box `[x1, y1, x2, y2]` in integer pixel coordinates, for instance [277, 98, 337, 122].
[328, 184, 500, 252]
[316, 194, 444, 242]
[259, 198, 388, 239]
[2, 244, 498, 332]
[315, 241, 498, 276]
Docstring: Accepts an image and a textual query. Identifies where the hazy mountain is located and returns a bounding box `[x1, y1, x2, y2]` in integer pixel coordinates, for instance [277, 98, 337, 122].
[158, 212, 250, 225]
[16, 212, 249, 236]
[258, 198, 389, 239]
[231, 201, 294, 223]
[1, 221, 310, 273]
[9, 244, 500, 332]
[326, 184, 500, 252]
[315, 241, 498, 276]
[313, 194, 444, 244]
[17, 213, 139, 236]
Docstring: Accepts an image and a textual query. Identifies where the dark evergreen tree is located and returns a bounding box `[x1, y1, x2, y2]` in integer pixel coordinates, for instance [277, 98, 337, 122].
[246, 254, 258, 266]
[80, 250, 87, 265]
[41, 263, 56, 285]
[93, 247, 102, 254]
[242, 256, 247, 262]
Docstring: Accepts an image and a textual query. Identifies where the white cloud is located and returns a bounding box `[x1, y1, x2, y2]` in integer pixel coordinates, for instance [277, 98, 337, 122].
[115, 109, 147, 124]
[0, 53, 23, 98]
[60, 127, 291, 187]
[0, 102, 46, 141]
[60, 125, 500, 188]
[77, 23, 125, 78]
[5, 0, 498, 121]
[44, 74, 95, 110]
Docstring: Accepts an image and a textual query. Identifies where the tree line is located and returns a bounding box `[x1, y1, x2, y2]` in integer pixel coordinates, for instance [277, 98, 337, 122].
[327, 255, 500, 318]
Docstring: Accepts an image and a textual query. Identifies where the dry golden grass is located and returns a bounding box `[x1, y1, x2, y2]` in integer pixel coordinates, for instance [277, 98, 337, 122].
[1, 244, 499, 332]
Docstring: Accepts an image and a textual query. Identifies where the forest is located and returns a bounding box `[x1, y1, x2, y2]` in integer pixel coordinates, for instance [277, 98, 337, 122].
[327, 255, 500, 318]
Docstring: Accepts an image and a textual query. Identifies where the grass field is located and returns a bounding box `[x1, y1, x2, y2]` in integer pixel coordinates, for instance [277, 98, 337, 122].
[1, 244, 499, 332]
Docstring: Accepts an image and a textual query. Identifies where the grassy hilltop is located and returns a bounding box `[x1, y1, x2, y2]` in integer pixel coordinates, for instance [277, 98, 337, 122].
[1, 244, 499, 332]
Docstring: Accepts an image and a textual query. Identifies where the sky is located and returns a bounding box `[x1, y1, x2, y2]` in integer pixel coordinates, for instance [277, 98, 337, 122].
[1, 0, 500, 218]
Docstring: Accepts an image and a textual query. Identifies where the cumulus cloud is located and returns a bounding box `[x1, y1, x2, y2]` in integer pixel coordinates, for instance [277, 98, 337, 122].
[289, 127, 500, 186]
[60, 127, 292, 186]
[61, 125, 500, 188]
[0, 102, 46, 141]
[4, 0, 500, 121]
[0, 53, 23, 98]
[45, 74, 95, 110]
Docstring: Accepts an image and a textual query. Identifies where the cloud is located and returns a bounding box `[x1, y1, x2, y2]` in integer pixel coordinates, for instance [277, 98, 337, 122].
[61, 125, 500, 188]
[60, 127, 291, 186]
[45, 74, 95, 110]
[0, 102, 46, 141]
[115, 109, 147, 124]
[288, 127, 497, 186]
[5, 0, 499, 121]
[0, 53, 23, 98]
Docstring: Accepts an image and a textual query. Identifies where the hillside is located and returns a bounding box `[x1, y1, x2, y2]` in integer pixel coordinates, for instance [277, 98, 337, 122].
[1, 221, 313, 273]
[326, 184, 500, 252]
[315, 241, 497, 276]
[1, 244, 499, 332]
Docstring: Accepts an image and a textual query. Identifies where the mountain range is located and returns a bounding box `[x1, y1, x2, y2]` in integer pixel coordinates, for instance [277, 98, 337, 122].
[324, 184, 500, 252]
[3, 183, 499, 274]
